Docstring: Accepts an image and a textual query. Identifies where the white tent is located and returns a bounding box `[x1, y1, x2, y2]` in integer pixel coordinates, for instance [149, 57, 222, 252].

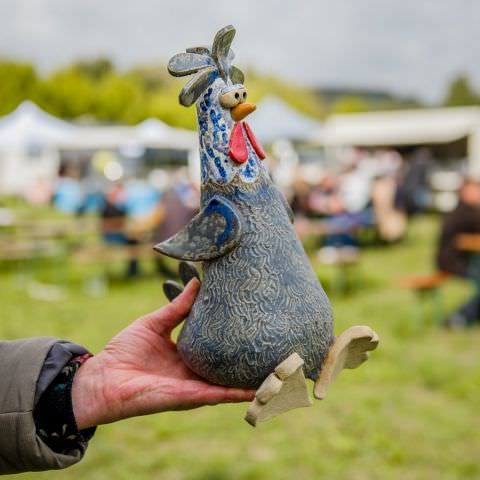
[133, 118, 199, 186]
[134, 118, 196, 149]
[320, 107, 480, 147]
[65, 125, 135, 150]
[64, 118, 196, 151]
[317, 106, 480, 176]
[0, 102, 197, 195]
[0, 101, 77, 194]
[248, 95, 322, 144]
[135, 118, 171, 141]
[0, 101, 76, 149]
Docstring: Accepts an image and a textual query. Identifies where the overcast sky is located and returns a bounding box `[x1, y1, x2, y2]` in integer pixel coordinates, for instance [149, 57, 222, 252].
[0, 0, 479, 103]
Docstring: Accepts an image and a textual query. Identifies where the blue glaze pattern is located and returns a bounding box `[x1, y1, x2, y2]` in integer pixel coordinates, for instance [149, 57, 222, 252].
[178, 171, 334, 388]
[196, 78, 263, 185]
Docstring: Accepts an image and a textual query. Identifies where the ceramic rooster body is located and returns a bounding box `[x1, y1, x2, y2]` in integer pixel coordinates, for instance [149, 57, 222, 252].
[155, 26, 378, 425]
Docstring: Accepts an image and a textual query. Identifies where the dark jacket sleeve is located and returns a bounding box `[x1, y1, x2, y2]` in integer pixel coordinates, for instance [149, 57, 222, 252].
[436, 203, 480, 276]
[0, 337, 89, 474]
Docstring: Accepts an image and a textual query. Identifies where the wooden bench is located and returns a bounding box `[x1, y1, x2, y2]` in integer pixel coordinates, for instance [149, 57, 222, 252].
[456, 234, 480, 252]
[72, 243, 157, 264]
[398, 272, 450, 326]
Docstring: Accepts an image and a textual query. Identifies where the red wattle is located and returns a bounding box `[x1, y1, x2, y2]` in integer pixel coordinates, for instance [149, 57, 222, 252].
[229, 123, 248, 164]
[243, 122, 266, 160]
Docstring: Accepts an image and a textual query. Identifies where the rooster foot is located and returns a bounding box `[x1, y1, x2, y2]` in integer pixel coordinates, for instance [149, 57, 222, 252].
[162, 261, 201, 301]
[314, 325, 379, 400]
[245, 352, 312, 427]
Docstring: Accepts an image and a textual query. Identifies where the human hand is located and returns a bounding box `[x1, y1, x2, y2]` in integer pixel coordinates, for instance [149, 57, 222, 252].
[72, 279, 255, 429]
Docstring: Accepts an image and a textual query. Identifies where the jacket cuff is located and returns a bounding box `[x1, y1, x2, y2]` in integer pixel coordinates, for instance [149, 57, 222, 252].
[35, 341, 89, 405]
[0, 338, 89, 474]
[34, 352, 97, 454]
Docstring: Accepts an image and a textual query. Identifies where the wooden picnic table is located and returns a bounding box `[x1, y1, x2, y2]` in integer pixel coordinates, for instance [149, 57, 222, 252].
[398, 271, 451, 291]
[0, 239, 66, 262]
[0, 219, 98, 256]
[456, 234, 480, 252]
[18, 218, 96, 236]
[72, 243, 157, 264]
[396, 234, 480, 327]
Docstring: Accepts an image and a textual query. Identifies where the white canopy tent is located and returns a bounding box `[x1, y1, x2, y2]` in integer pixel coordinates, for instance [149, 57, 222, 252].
[134, 118, 196, 150]
[248, 95, 323, 144]
[316, 106, 480, 175]
[64, 125, 136, 150]
[63, 118, 196, 151]
[0, 101, 76, 149]
[0, 101, 198, 195]
[0, 101, 77, 194]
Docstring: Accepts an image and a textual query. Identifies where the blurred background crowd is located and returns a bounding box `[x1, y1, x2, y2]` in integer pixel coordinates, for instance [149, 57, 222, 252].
[0, 77, 477, 288]
[1, 1, 480, 479]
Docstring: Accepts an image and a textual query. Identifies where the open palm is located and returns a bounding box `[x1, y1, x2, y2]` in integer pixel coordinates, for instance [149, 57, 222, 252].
[72, 279, 254, 429]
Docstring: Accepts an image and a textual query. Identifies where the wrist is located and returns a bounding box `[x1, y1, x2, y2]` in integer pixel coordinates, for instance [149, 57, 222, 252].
[71, 355, 106, 429]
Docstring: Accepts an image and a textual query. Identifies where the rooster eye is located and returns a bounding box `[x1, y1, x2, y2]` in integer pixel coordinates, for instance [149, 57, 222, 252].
[220, 87, 248, 109]
[220, 90, 241, 109]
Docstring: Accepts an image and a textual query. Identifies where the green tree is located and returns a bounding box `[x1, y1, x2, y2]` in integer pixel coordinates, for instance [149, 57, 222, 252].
[0, 60, 38, 115]
[444, 75, 480, 106]
[148, 88, 196, 129]
[332, 96, 370, 114]
[94, 73, 147, 124]
[130, 65, 170, 92]
[74, 58, 114, 81]
[34, 67, 96, 119]
[0, 58, 330, 128]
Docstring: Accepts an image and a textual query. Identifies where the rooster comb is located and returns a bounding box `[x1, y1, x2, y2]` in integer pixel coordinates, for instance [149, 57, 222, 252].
[168, 25, 245, 107]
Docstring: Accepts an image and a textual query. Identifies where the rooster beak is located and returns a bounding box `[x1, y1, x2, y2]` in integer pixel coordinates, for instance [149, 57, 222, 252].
[231, 103, 256, 122]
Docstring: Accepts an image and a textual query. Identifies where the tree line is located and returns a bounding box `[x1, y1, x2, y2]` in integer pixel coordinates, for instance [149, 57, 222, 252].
[0, 58, 324, 129]
[0, 58, 478, 127]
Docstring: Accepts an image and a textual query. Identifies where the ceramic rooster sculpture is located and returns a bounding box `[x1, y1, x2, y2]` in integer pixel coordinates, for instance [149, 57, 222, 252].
[154, 25, 379, 426]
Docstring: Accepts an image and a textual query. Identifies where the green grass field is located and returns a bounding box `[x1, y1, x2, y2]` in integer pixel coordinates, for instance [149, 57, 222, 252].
[2, 215, 480, 480]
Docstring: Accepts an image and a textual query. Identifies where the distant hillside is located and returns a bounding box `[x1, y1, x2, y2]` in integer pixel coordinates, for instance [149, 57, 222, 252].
[314, 86, 422, 114]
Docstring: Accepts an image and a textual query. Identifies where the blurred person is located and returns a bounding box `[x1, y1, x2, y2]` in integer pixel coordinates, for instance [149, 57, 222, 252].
[290, 174, 313, 215]
[374, 149, 403, 177]
[323, 159, 376, 247]
[337, 152, 374, 215]
[123, 178, 165, 242]
[152, 169, 199, 275]
[437, 179, 480, 328]
[124, 177, 162, 219]
[371, 174, 407, 243]
[77, 176, 104, 215]
[0, 279, 254, 474]
[306, 174, 341, 216]
[99, 182, 140, 278]
[397, 147, 432, 216]
[24, 177, 53, 205]
[52, 164, 85, 213]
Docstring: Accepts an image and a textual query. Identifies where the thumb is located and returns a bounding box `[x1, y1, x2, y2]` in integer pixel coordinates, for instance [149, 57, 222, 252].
[141, 278, 201, 337]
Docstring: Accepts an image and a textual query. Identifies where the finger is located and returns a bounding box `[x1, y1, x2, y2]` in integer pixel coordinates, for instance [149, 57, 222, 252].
[133, 380, 256, 417]
[141, 278, 200, 336]
[189, 385, 256, 406]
